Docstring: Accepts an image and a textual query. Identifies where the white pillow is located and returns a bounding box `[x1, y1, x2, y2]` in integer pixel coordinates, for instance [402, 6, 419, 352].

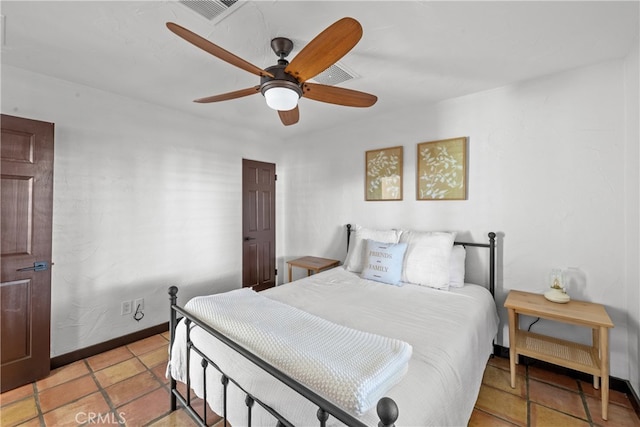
[399, 231, 456, 290]
[449, 245, 466, 288]
[345, 226, 401, 273]
[361, 240, 408, 286]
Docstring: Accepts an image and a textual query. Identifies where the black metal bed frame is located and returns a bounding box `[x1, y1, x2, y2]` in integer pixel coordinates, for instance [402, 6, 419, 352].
[168, 226, 496, 427]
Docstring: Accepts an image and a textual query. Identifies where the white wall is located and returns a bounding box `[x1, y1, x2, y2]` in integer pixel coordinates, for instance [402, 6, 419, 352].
[624, 41, 640, 394]
[282, 58, 638, 383]
[1, 65, 285, 356]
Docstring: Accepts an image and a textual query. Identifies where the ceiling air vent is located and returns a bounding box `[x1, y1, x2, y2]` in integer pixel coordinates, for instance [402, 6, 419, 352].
[311, 62, 357, 86]
[178, 0, 240, 21]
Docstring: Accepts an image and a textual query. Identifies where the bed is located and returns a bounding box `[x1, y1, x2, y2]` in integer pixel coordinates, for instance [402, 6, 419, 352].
[167, 226, 499, 426]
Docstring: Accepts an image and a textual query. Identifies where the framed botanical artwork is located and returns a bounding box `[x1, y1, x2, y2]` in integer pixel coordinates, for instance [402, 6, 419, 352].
[365, 146, 403, 201]
[417, 137, 467, 200]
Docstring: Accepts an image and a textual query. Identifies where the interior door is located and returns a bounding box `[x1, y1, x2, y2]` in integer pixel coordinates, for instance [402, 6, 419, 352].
[242, 159, 276, 291]
[1, 114, 54, 392]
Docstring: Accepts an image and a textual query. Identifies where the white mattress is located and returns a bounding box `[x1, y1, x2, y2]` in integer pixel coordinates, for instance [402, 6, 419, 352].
[169, 267, 499, 426]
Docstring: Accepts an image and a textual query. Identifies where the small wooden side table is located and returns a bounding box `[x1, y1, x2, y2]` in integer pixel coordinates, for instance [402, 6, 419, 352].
[504, 290, 614, 420]
[287, 256, 340, 282]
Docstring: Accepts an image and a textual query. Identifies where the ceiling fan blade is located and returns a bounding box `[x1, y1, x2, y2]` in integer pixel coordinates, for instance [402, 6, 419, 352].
[302, 83, 377, 107]
[194, 86, 261, 103]
[278, 106, 300, 126]
[285, 17, 362, 83]
[167, 22, 273, 78]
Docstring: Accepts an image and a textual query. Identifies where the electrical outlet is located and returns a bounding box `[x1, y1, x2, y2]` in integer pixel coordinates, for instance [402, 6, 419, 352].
[121, 300, 132, 316]
[134, 298, 144, 311]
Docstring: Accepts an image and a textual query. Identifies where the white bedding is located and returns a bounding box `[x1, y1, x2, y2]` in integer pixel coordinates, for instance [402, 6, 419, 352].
[168, 267, 499, 426]
[172, 288, 412, 415]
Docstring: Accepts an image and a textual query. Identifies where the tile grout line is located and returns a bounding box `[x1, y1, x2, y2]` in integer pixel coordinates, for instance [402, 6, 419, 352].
[78, 337, 169, 427]
[529, 370, 608, 425]
[31, 381, 46, 427]
[140, 347, 176, 427]
[494, 359, 640, 424]
[33, 368, 105, 426]
[118, 338, 172, 427]
[576, 380, 595, 427]
[473, 406, 517, 426]
[127, 337, 175, 426]
[81, 358, 124, 427]
[484, 360, 600, 426]
[141, 336, 178, 424]
[525, 364, 531, 427]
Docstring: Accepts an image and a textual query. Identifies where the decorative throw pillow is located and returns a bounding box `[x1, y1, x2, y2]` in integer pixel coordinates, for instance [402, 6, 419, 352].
[361, 240, 408, 285]
[449, 245, 466, 288]
[345, 226, 401, 273]
[399, 231, 456, 290]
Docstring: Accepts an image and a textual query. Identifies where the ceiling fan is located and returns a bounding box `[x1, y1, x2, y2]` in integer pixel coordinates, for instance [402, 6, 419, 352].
[166, 17, 377, 126]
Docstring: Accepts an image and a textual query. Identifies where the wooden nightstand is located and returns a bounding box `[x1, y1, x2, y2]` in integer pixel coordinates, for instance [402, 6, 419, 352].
[287, 256, 340, 282]
[504, 290, 614, 420]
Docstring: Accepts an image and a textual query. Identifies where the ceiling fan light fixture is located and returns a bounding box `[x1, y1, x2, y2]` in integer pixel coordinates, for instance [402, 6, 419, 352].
[261, 81, 301, 111]
[264, 87, 299, 111]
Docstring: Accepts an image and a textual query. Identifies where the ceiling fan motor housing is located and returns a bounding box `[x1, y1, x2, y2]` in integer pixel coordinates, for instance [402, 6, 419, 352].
[270, 37, 294, 59]
[260, 64, 303, 98]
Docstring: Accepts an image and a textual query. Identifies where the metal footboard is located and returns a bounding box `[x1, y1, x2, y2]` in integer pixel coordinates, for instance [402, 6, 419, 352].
[168, 287, 399, 427]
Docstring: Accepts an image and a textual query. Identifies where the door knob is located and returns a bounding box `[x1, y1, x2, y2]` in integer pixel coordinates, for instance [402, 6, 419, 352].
[243, 237, 256, 241]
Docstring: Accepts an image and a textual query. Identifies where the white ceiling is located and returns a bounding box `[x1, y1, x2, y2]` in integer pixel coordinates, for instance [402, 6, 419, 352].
[1, 1, 638, 140]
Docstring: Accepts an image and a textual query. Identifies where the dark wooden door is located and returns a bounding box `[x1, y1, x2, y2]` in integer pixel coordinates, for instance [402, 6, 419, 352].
[1, 114, 54, 392]
[242, 159, 276, 291]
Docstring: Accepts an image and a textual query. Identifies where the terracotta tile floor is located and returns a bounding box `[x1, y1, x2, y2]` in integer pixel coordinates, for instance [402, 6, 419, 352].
[2, 333, 639, 426]
[471, 356, 640, 427]
[0, 332, 219, 427]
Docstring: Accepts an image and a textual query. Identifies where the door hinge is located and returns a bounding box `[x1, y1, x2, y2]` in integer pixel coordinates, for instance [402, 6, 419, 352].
[275, 268, 278, 276]
[274, 174, 277, 181]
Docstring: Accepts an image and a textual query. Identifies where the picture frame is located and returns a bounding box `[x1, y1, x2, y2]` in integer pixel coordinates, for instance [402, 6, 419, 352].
[365, 146, 403, 201]
[416, 137, 467, 200]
